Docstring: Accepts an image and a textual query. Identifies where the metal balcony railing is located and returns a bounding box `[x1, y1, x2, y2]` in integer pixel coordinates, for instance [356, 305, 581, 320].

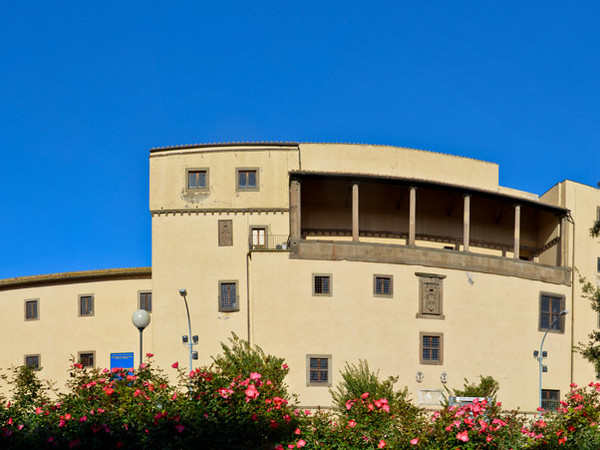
[248, 233, 290, 251]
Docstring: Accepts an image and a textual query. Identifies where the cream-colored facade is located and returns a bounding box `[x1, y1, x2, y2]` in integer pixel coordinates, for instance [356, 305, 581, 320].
[1, 142, 599, 413]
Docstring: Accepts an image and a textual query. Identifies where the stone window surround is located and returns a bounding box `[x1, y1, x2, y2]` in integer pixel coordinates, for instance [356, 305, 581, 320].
[25, 298, 39, 321]
[416, 272, 446, 320]
[186, 168, 209, 191]
[306, 354, 332, 387]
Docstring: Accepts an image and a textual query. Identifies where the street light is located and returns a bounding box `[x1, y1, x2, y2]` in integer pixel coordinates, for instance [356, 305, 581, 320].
[178, 289, 196, 373]
[131, 309, 151, 367]
[534, 309, 569, 415]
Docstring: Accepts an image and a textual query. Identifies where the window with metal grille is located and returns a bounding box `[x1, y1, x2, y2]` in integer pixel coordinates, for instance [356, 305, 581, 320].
[541, 389, 560, 411]
[539, 293, 565, 332]
[25, 299, 38, 320]
[313, 275, 331, 296]
[79, 295, 94, 316]
[187, 169, 208, 189]
[219, 282, 238, 312]
[237, 169, 258, 190]
[374, 275, 393, 296]
[25, 355, 40, 370]
[139, 292, 152, 312]
[420, 333, 443, 365]
[308, 357, 330, 385]
[79, 352, 95, 368]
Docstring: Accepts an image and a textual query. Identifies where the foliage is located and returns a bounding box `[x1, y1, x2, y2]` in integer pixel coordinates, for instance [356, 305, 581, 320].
[7, 340, 600, 448]
[591, 218, 600, 238]
[576, 275, 600, 374]
[442, 375, 500, 407]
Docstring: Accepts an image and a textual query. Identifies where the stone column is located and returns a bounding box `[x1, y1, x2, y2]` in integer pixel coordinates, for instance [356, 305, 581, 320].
[352, 182, 359, 242]
[558, 216, 567, 267]
[409, 187, 416, 246]
[463, 195, 471, 252]
[290, 179, 301, 239]
[513, 205, 521, 259]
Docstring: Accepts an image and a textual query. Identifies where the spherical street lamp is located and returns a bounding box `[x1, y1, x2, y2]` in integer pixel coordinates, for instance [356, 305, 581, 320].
[132, 309, 151, 367]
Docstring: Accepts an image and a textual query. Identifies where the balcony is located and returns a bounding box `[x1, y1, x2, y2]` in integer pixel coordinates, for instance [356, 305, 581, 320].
[248, 232, 290, 252]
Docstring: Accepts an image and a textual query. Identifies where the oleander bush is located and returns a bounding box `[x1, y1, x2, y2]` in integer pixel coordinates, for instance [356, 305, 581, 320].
[1, 337, 600, 449]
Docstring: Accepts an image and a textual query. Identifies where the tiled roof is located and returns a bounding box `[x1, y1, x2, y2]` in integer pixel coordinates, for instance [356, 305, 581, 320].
[0, 267, 151, 291]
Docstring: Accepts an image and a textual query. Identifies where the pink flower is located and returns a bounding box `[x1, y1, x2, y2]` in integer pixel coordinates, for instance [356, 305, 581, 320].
[456, 430, 469, 442]
[361, 392, 369, 399]
[297, 440, 306, 448]
[172, 362, 179, 369]
[146, 353, 154, 358]
[486, 434, 493, 443]
[378, 440, 386, 448]
[348, 420, 357, 428]
[172, 393, 177, 400]
[35, 407, 43, 415]
[79, 416, 87, 422]
[175, 424, 185, 433]
[295, 428, 301, 435]
[245, 384, 260, 401]
[282, 364, 288, 369]
[410, 438, 419, 445]
[104, 388, 114, 395]
[250, 372, 261, 380]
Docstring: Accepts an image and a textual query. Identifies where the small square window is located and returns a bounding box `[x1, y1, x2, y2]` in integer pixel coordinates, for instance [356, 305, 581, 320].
[420, 332, 443, 365]
[25, 355, 40, 370]
[79, 295, 94, 316]
[539, 293, 565, 333]
[25, 299, 39, 320]
[187, 169, 208, 190]
[219, 281, 239, 312]
[237, 168, 258, 190]
[306, 355, 332, 386]
[374, 275, 393, 297]
[313, 274, 332, 296]
[541, 389, 560, 411]
[79, 352, 95, 368]
[139, 292, 152, 312]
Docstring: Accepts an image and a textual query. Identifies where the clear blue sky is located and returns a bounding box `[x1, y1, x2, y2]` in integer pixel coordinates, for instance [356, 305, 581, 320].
[1, 1, 598, 279]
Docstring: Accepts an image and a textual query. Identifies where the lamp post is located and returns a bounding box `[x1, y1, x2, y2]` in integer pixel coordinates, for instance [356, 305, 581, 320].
[178, 289, 197, 373]
[534, 308, 569, 415]
[131, 309, 151, 367]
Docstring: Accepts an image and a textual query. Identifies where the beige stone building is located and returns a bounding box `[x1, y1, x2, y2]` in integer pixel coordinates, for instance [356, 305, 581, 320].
[1, 142, 599, 413]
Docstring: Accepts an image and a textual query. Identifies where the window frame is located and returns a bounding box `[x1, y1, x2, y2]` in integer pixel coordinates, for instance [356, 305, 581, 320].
[186, 168, 209, 191]
[250, 225, 268, 250]
[236, 168, 259, 191]
[539, 292, 566, 333]
[541, 389, 560, 411]
[218, 280, 239, 313]
[306, 354, 332, 387]
[78, 351, 96, 368]
[312, 274, 332, 297]
[24, 354, 41, 370]
[24, 298, 39, 321]
[420, 332, 444, 365]
[373, 274, 393, 297]
[78, 294, 95, 317]
[139, 291, 152, 312]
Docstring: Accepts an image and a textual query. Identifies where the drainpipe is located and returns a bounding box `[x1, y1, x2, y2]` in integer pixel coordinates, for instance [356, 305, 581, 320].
[246, 251, 252, 344]
[567, 212, 575, 384]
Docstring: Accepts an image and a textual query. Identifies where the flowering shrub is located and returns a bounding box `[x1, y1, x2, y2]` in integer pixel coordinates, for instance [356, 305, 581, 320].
[4, 343, 600, 448]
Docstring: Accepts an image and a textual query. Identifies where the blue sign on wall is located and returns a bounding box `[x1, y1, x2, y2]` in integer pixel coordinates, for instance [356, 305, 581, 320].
[110, 352, 134, 370]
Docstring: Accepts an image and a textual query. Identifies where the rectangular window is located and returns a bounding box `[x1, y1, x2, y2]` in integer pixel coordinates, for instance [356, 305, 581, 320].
[25, 355, 40, 370]
[374, 275, 393, 297]
[187, 169, 208, 190]
[139, 292, 152, 312]
[79, 295, 94, 316]
[420, 332, 443, 365]
[541, 389, 560, 411]
[219, 281, 239, 312]
[306, 355, 332, 386]
[251, 227, 266, 249]
[79, 352, 95, 368]
[25, 299, 39, 320]
[313, 274, 332, 296]
[237, 168, 258, 190]
[539, 293, 565, 332]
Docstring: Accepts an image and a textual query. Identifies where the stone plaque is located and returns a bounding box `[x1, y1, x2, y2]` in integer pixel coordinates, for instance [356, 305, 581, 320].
[218, 220, 233, 246]
[416, 272, 446, 319]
